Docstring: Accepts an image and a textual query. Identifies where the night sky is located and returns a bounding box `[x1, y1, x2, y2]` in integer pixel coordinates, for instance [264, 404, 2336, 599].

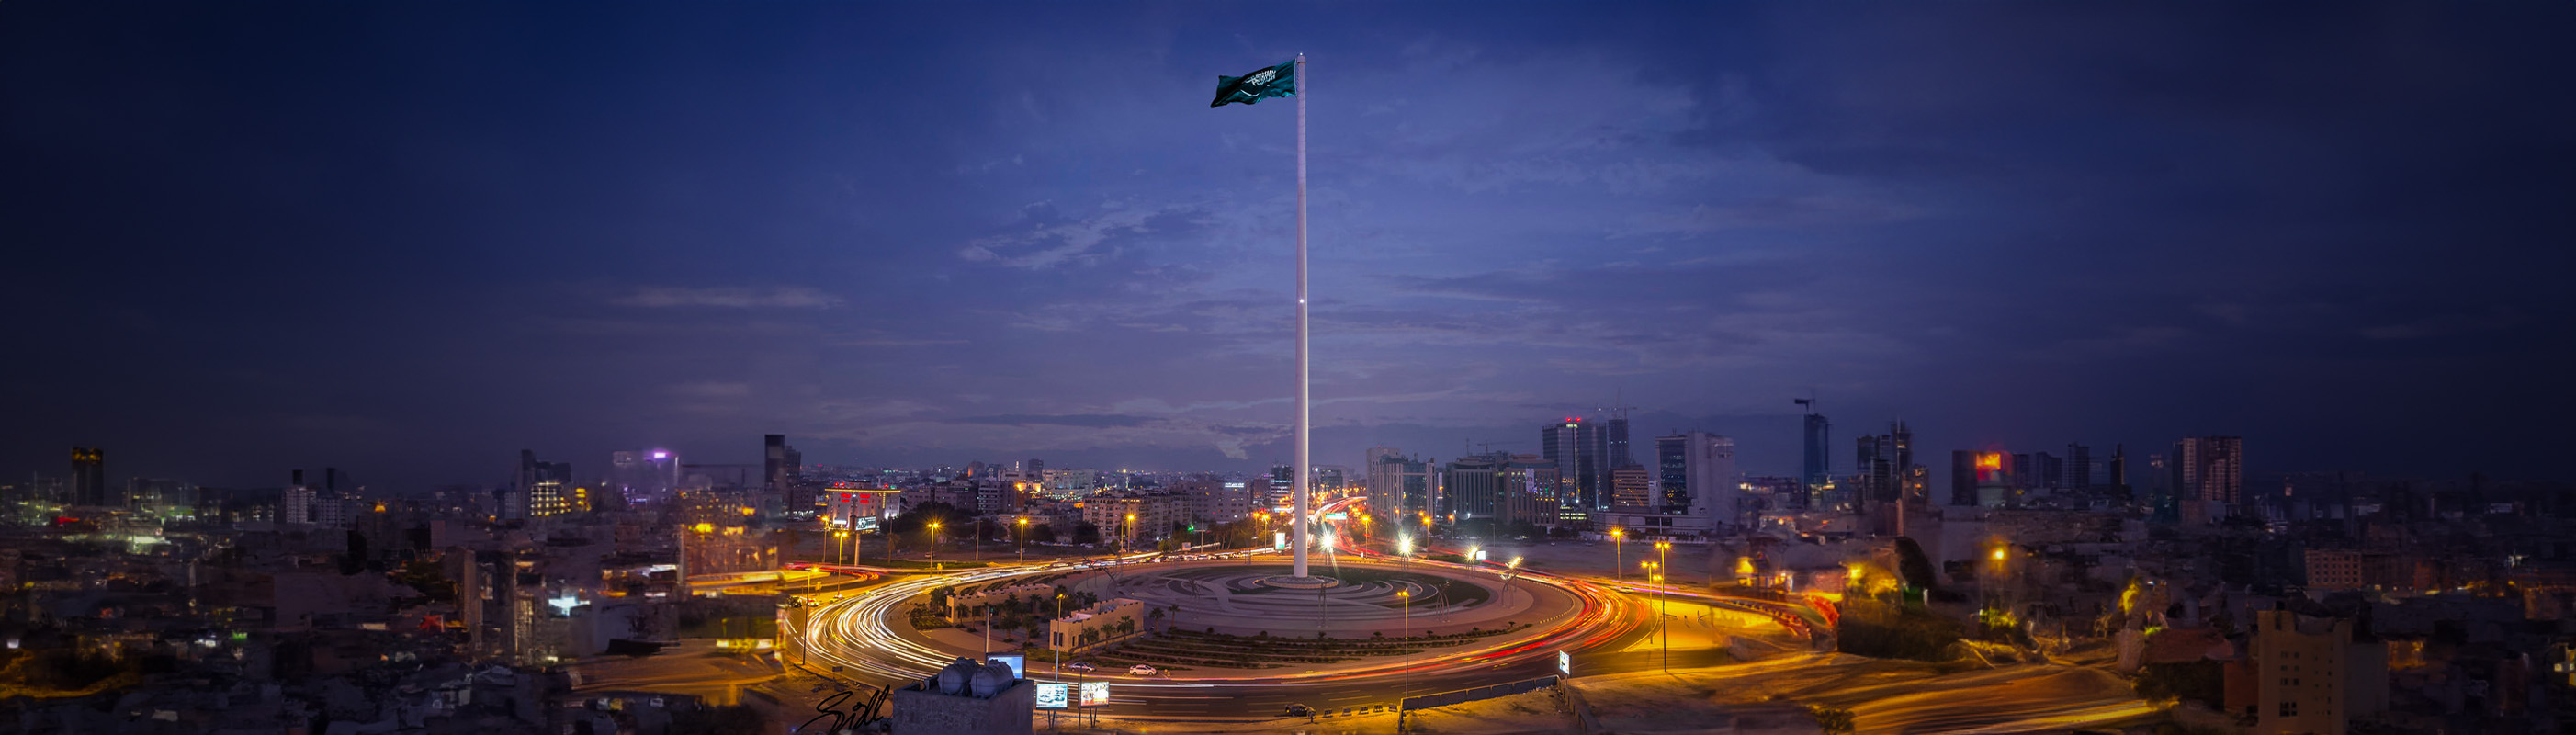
[4, 3, 2571, 489]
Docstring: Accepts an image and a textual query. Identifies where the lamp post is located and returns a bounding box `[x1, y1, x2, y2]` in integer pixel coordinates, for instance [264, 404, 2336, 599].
[1610, 528, 1625, 583]
[1653, 571, 1668, 672]
[928, 521, 941, 565]
[1054, 594, 1068, 681]
[1125, 513, 1136, 554]
[1399, 589, 1412, 726]
[1655, 540, 1671, 589]
[1017, 516, 1029, 562]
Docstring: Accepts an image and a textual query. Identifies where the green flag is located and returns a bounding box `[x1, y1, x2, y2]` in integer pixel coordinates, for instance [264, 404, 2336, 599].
[1211, 59, 1296, 108]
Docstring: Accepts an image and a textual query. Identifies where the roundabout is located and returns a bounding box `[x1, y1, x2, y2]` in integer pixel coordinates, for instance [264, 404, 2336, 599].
[791, 550, 1644, 719]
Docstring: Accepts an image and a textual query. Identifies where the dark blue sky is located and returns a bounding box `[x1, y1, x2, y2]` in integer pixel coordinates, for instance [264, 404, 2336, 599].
[5, 3, 2571, 489]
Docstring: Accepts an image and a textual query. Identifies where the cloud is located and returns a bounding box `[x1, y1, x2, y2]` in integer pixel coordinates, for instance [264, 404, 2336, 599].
[610, 287, 844, 309]
[958, 201, 1187, 270]
[953, 413, 1156, 428]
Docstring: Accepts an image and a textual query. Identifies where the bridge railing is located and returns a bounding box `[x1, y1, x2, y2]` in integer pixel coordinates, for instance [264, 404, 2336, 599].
[1399, 674, 1559, 713]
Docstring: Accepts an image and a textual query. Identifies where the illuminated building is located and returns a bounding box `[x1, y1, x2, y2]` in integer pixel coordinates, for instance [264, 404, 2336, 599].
[1542, 418, 1608, 511]
[1367, 450, 1433, 517]
[516, 450, 574, 518]
[1951, 450, 2014, 507]
[69, 447, 108, 507]
[1609, 465, 1653, 509]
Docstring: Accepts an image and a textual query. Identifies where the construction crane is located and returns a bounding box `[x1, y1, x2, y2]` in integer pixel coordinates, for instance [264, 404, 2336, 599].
[1597, 388, 1639, 422]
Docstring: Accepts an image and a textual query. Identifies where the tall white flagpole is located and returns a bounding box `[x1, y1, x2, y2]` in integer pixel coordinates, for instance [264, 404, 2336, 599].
[1292, 53, 1312, 580]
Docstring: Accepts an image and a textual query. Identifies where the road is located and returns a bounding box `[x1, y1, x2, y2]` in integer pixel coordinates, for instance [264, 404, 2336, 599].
[790, 547, 1674, 719]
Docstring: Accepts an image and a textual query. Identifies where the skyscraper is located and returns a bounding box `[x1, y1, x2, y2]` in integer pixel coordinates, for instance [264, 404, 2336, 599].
[69, 447, 107, 507]
[2065, 443, 2094, 490]
[1952, 450, 2013, 507]
[1655, 431, 1738, 526]
[2032, 452, 2063, 490]
[1603, 417, 1632, 470]
[1367, 450, 1433, 516]
[282, 469, 314, 525]
[1541, 419, 1608, 511]
[2108, 444, 2128, 491]
[1800, 412, 1831, 490]
[2177, 435, 2243, 505]
[765, 435, 808, 512]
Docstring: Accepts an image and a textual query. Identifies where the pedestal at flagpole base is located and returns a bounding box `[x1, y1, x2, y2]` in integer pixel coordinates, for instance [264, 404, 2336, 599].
[1257, 575, 1341, 590]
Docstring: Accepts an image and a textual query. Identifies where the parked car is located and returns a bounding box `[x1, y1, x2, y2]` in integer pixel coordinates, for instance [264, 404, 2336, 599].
[1064, 662, 1096, 672]
[1283, 704, 1314, 718]
[1127, 664, 1158, 675]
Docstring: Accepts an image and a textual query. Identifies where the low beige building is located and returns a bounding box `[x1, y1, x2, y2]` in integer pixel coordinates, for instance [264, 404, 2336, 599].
[1048, 597, 1144, 652]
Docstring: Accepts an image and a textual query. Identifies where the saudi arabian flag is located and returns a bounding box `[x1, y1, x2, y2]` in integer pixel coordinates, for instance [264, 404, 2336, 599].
[1211, 59, 1296, 107]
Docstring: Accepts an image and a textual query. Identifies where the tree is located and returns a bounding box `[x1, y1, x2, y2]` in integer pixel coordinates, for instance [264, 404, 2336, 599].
[1072, 521, 1102, 545]
[1030, 523, 1058, 543]
[1892, 537, 1939, 592]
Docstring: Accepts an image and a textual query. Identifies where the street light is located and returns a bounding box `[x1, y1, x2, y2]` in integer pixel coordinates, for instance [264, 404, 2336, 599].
[1399, 589, 1413, 725]
[1125, 513, 1136, 553]
[1610, 528, 1625, 583]
[1655, 540, 1671, 588]
[1017, 516, 1030, 562]
[1652, 572, 1668, 672]
[928, 521, 942, 564]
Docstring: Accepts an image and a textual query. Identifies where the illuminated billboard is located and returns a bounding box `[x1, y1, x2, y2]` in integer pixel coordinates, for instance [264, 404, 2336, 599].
[989, 654, 1024, 678]
[1272, 531, 1287, 551]
[1034, 683, 1068, 708]
[1077, 681, 1110, 707]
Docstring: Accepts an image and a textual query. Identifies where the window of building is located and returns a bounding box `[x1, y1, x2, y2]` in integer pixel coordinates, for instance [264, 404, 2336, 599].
[2279, 701, 2298, 717]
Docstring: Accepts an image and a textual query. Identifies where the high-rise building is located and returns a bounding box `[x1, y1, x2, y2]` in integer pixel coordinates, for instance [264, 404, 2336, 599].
[1800, 413, 1831, 490]
[1655, 431, 1739, 526]
[2108, 444, 2128, 491]
[516, 450, 575, 519]
[2178, 435, 2244, 514]
[69, 447, 107, 507]
[1367, 451, 1433, 516]
[764, 435, 808, 511]
[1604, 418, 1632, 470]
[1541, 419, 1608, 511]
[1951, 450, 2013, 507]
[1438, 453, 1553, 528]
[2031, 452, 2063, 490]
[282, 469, 315, 526]
[1608, 466, 1652, 509]
[2065, 444, 2094, 490]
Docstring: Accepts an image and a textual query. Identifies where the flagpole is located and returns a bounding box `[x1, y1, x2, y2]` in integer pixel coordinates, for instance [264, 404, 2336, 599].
[1291, 53, 1312, 581]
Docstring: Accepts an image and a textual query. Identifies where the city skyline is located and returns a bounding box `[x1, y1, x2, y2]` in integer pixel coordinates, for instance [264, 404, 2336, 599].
[6, 3, 2572, 488]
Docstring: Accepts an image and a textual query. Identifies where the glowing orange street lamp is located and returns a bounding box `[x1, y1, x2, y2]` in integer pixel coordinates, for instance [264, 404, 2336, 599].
[1017, 516, 1030, 561]
[1610, 528, 1625, 582]
[928, 521, 942, 564]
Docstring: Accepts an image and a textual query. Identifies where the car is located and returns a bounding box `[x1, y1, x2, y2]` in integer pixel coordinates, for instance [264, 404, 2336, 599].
[1064, 662, 1096, 672]
[1283, 704, 1314, 718]
[1127, 664, 1158, 675]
